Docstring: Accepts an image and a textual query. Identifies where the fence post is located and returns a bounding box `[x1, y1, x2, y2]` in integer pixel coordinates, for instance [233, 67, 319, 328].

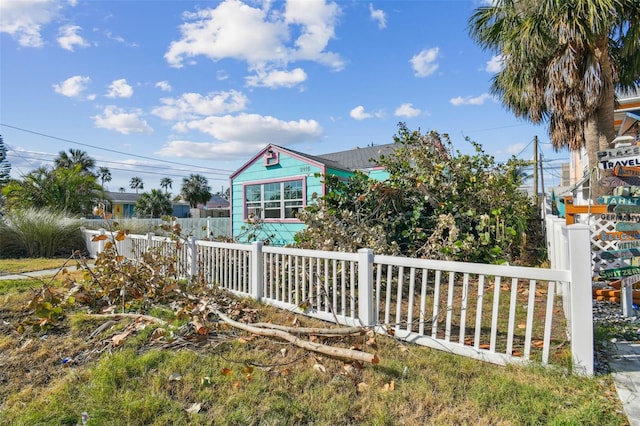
[250, 241, 264, 301]
[357, 248, 375, 327]
[187, 236, 198, 278]
[146, 232, 154, 251]
[566, 224, 594, 376]
[97, 228, 106, 254]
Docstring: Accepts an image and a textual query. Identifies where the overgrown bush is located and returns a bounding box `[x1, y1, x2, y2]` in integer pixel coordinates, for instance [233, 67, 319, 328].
[0, 208, 84, 258]
[295, 124, 543, 264]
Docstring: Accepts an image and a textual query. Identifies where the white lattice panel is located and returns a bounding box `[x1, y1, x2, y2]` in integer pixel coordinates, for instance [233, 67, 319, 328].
[574, 214, 631, 273]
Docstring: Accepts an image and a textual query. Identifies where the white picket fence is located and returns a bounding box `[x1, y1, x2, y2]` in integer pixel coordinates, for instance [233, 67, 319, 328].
[82, 224, 594, 375]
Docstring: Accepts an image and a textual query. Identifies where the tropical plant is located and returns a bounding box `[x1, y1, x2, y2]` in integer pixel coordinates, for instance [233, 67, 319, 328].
[0, 134, 10, 188]
[2, 165, 102, 215]
[97, 166, 112, 192]
[295, 124, 538, 264]
[54, 148, 96, 174]
[129, 176, 144, 193]
[181, 174, 211, 208]
[468, 0, 640, 199]
[160, 177, 173, 194]
[0, 208, 84, 258]
[135, 189, 173, 218]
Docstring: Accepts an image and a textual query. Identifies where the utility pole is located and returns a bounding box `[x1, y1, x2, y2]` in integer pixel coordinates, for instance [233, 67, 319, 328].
[539, 152, 545, 205]
[533, 135, 539, 207]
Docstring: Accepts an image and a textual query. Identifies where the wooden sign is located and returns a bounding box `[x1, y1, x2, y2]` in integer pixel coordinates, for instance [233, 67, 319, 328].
[598, 248, 640, 259]
[614, 205, 640, 214]
[598, 266, 640, 278]
[598, 195, 640, 205]
[599, 175, 640, 187]
[600, 230, 640, 241]
[614, 165, 640, 177]
[618, 240, 640, 249]
[599, 156, 640, 170]
[621, 274, 640, 287]
[616, 222, 640, 232]
[597, 145, 640, 161]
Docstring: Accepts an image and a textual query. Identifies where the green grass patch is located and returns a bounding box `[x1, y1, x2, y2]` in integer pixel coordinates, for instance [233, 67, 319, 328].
[0, 278, 43, 295]
[0, 258, 70, 274]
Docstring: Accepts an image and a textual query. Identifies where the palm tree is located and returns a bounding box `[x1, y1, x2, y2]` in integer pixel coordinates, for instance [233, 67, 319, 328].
[129, 176, 143, 193]
[181, 174, 211, 208]
[119, 187, 126, 193]
[469, 0, 640, 199]
[160, 177, 173, 194]
[135, 189, 172, 218]
[54, 149, 96, 174]
[98, 166, 112, 192]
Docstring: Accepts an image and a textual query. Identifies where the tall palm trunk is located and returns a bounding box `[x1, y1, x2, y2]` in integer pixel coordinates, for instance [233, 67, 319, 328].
[585, 36, 616, 201]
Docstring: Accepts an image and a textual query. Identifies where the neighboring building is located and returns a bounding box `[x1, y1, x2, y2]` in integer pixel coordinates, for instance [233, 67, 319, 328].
[229, 143, 395, 245]
[567, 91, 640, 204]
[102, 191, 191, 218]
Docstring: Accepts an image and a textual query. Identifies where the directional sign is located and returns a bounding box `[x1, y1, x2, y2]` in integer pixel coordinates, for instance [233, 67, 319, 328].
[614, 165, 640, 177]
[599, 175, 640, 187]
[598, 248, 640, 259]
[597, 145, 640, 161]
[621, 274, 640, 287]
[616, 222, 640, 232]
[600, 230, 640, 241]
[614, 205, 640, 214]
[618, 240, 640, 249]
[599, 156, 640, 170]
[598, 195, 640, 205]
[598, 266, 640, 279]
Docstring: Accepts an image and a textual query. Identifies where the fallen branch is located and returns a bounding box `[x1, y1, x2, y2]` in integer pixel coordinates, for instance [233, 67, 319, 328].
[213, 309, 379, 364]
[81, 313, 167, 326]
[251, 322, 365, 336]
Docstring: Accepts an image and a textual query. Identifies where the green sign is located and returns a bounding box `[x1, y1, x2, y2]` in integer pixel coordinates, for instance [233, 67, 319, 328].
[598, 266, 640, 278]
[599, 196, 640, 205]
[599, 248, 640, 259]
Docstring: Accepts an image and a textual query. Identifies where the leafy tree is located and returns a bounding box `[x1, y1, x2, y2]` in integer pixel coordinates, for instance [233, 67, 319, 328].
[295, 124, 537, 264]
[181, 174, 211, 208]
[468, 0, 640, 199]
[54, 148, 96, 174]
[160, 177, 173, 194]
[98, 166, 112, 192]
[130, 176, 144, 193]
[2, 165, 102, 215]
[119, 187, 126, 193]
[135, 189, 173, 218]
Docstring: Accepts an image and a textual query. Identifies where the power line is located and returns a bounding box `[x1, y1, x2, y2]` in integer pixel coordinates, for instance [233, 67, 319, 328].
[0, 123, 236, 174]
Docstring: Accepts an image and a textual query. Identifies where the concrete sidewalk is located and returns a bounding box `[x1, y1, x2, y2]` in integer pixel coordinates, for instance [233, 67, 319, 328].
[608, 340, 640, 426]
[0, 266, 85, 281]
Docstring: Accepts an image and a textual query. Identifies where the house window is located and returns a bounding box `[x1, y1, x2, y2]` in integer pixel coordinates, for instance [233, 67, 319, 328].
[245, 179, 304, 220]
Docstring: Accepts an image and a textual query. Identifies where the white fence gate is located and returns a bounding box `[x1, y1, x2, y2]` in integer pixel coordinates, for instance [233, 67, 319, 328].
[83, 224, 594, 375]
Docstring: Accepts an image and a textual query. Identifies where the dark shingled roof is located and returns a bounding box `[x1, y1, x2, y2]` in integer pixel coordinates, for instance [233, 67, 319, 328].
[316, 143, 396, 170]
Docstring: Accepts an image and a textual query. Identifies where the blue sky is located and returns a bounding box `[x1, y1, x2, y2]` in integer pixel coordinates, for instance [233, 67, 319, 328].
[0, 0, 569, 194]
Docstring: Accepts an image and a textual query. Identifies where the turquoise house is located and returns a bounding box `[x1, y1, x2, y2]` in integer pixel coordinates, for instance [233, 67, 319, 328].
[230, 143, 394, 245]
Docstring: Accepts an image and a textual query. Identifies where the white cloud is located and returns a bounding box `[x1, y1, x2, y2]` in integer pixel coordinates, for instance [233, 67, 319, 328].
[106, 79, 134, 98]
[165, 0, 343, 71]
[52, 75, 92, 98]
[171, 113, 322, 146]
[349, 105, 384, 121]
[245, 67, 307, 88]
[485, 54, 504, 73]
[450, 93, 493, 106]
[410, 47, 440, 77]
[369, 3, 386, 29]
[496, 142, 527, 156]
[57, 24, 89, 51]
[0, 0, 62, 47]
[152, 90, 248, 121]
[93, 105, 153, 134]
[394, 103, 421, 118]
[156, 140, 268, 160]
[155, 80, 172, 92]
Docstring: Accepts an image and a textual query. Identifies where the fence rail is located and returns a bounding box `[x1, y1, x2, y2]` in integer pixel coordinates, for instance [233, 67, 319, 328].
[83, 223, 593, 375]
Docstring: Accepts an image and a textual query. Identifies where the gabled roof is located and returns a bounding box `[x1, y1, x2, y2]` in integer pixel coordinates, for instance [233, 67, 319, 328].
[316, 144, 395, 170]
[230, 143, 397, 179]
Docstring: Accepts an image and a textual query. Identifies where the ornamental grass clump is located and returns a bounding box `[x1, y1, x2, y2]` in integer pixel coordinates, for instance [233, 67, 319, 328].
[0, 208, 83, 258]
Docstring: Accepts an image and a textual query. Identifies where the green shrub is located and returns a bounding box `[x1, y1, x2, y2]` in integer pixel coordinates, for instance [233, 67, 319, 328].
[0, 208, 84, 258]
